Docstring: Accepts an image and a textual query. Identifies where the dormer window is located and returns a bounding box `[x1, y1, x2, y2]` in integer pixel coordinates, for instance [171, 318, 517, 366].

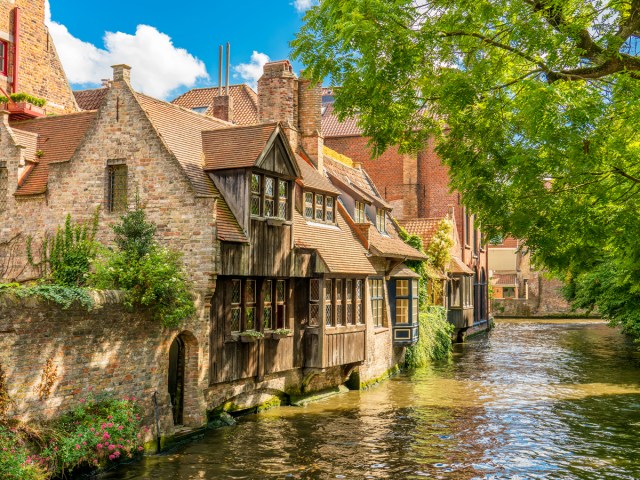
[304, 191, 337, 224]
[376, 208, 387, 234]
[250, 172, 290, 220]
[354, 201, 366, 223]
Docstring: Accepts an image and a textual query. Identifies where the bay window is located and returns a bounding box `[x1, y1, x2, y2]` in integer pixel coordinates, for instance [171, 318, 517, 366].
[250, 172, 290, 220]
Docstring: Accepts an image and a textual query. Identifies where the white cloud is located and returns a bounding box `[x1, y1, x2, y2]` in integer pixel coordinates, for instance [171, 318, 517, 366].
[233, 51, 270, 89]
[293, 0, 317, 12]
[45, 1, 208, 99]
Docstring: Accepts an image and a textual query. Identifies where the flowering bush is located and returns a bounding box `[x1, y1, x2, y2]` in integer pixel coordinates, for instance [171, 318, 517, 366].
[0, 397, 144, 479]
[46, 397, 144, 475]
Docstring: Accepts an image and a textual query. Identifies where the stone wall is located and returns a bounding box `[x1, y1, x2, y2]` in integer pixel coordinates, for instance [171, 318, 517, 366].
[492, 275, 577, 317]
[0, 291, 200, 438]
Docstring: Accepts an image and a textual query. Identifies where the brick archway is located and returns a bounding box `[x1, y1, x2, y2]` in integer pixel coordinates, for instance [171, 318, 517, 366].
[168, 331, 200, 427]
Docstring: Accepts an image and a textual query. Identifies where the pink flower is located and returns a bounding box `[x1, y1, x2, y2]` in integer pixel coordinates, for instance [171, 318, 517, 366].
[108, 444, 115, 451]
[138, 446, 144, 451]
[108, 454, 116, 461]
[82, 441, 87, 446]
[114, 451, 121, 458]
[102, 432, 110, 440]
[90, 427, 95, 432]
[96, 444, 103, 450]
[75, 444, 81, 450]
[107, 422, 114, 428]
[118, 425, 124, 431]
[131, 396, 136, 402]
[107, 415, 113, 420]
[101, 423, 107, 430]
[78, 433, 83, 437]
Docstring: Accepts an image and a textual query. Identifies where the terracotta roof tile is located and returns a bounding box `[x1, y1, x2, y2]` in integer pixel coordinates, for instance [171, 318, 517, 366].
[74, 88, 108, 111]
[389, 263, 421, 278]
[172, 84, 259, 125]
[321, 102, 362, 138]
[493, 273, 518, 285]
[401, 218, 444, 248]
[202, 123, 278, 170]
[294, 208, 376, 275]
[296, 154, 341, 195]
[450, 256, 474, 275]
[134, 92, 246, 242]
[11, 111, 97, 196]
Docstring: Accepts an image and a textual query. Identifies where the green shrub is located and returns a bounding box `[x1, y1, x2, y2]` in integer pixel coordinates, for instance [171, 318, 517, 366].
[0, 425, 48, 480]
[0, 93, 47, 107]
[27, 210, 100, 287]
[0, 284, 94, 311]
[405, 306, 454, 369]
[92, 207, 195, 328]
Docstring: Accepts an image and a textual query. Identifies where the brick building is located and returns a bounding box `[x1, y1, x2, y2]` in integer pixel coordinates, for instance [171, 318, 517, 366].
[1, 0, 426, 441]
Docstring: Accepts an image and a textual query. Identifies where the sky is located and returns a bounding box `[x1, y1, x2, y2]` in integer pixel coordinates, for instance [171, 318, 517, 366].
[46, 0, 317, 100]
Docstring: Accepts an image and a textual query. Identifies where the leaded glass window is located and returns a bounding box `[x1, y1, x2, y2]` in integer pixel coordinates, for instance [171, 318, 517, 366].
[325, 279, 332, 326]
[315, 194, 324, 221]
[346, 280, 354, 325]
[245, 280, 256, 330]
[326, 196, 334, 223]
[278, 181, 288, 219]
[263, 280, 273, 330]
[251, 174, 261, 217]
[0, 164, 7, 213]
[264, 177, 275, 218]
[356, 279, 364, 324]
[276, 280, 287, 329]
[304, 192, 314, 219]
[309, 278, 320, 326]
[230, 279, 242, 333]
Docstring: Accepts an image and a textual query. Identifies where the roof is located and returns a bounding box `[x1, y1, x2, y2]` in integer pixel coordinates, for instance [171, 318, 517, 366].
[401, 218, 445, 247]
[202, 123, 278, 171]
[294, 208, 376, 275]
[321, 102, 362, 138]
[171, 84, 259, 125]
[450, 256, 474, 275]
[134, 92, 246, 242]
[389, 263, 421, 279]
[493, 273, 518, 286]
[74, 88, 109, 110]
[296, 154, 341, 195]
[11, 111, 97, 196]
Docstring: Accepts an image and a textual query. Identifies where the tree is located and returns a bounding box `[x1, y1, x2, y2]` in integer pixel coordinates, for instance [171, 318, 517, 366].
[293, 0, 640, 342]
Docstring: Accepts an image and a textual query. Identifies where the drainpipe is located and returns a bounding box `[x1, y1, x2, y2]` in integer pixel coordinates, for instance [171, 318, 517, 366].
[12, 7, 20, 94]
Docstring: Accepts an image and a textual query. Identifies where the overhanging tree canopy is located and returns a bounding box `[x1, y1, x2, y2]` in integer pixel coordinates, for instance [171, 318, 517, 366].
[293, 0, 640, 340]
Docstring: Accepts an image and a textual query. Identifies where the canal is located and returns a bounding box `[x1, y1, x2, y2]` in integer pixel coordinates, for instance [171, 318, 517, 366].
[106, 320, 640, 479]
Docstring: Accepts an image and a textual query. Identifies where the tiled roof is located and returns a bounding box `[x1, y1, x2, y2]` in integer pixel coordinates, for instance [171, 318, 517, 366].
[11, 111, 97, 196]
[134, 92, 246, 242]
[321, 102, 362, 138]
[368, 225, 426, 261]
[202, 123, 278, 170]
[389, 263, 421, 279]
[171, 84, 259, 125]
[493, 273, 518, 286]
[296, 154, 342, 195]
[450, 256, 474, 275]
[74, 88, 109, 111]
[401, 218, 444, 248]
[294, 208, 376, 275]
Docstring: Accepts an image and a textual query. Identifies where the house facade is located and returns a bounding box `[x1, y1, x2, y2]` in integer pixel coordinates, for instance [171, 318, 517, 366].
[0, 0, 426, 439]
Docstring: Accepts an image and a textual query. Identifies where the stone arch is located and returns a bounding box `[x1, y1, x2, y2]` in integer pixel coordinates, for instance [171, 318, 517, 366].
[167, 330, 200, 427]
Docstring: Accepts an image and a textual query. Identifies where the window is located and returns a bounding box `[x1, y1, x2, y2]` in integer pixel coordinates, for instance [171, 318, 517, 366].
[191, 106, 208, 114]
[354, 201, 366, 223]
[315, 194, 324, 221]
[250, 173, 290, 220]
[395, 279, 419, 326]
[370, 278, 385, 327]
[305, 191, 337, 224]
[356, 280, 364, 324]
[473, 215, 478, 254]
[0, 41, 7, 77]
[263, 280, 273, 330]
[376, 209, 386, 233]
[228, 278, 288, 334]
[450, 278, 461, 307]
[503, 286, 516, 298]
[346, 280, 354, 325]
[335, 279, 343, 326]
[106, 164, 127, 213]
[304, 192, 314, 219]
[325, 279, 333, 326]
[245, 280, 256, 330]
[275, 280, 287, 329]
[230, 280, 242, 333]
[309, 278, 320, 327]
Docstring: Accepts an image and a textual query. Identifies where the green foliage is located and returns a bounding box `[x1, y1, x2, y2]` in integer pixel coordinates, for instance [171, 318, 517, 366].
[0, 397, 143, 479]
[0, 283, 94, 310]
[0, 93, 47, 107]
[405, 307, 454, 369]
[27, 209, 100, 287]
[92, 207, 195, 328]
[425, 219, 454, 272]
[293, 1, 640, 342]
[239, 330, 264, 338]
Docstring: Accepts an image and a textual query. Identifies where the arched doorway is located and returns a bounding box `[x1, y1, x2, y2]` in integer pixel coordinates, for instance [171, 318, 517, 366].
[168, 335, 186, 426]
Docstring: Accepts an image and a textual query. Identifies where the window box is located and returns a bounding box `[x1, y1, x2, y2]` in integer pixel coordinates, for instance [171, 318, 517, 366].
[268, 329, 291, 340]
[233, 331, 264, 343]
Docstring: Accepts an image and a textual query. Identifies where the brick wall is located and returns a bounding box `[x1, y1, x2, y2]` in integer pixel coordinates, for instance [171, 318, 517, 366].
[0, 0, 78, 113]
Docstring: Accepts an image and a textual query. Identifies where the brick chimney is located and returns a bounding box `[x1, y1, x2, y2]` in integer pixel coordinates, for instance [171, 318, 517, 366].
[298, 74, 324, 172]
[258, 60, 298, 149]
[212, 95, 234, 123]
[112, 64, 131, 84]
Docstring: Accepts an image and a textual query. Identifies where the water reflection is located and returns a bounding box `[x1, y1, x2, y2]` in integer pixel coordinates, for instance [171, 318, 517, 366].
[106, 320, 640, 479]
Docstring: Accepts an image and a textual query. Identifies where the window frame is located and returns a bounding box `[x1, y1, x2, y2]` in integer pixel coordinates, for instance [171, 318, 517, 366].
[304, 191, 337, 225]
[0, 41, 7, 77]
[376, 209, 387, 234]
[250, 172, 291, 221]
[354, 201, 366, 223]
[106, 163, 128, 213]
[370, 278, 385, 328]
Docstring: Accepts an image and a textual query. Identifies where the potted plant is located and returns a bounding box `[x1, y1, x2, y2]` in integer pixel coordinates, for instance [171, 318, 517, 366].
[269, 328, 291, 340]
[236, 330, 264, 343]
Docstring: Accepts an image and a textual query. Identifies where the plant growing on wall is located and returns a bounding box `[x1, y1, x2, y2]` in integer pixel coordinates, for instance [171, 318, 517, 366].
[26, 209, 100, 287]
[0, 93, 47, 107]
[92, 206, 195, 328]
[426, 218, 454, 273]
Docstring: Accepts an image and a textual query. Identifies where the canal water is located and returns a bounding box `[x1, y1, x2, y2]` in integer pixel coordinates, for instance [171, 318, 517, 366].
[106, 320, 640, 479]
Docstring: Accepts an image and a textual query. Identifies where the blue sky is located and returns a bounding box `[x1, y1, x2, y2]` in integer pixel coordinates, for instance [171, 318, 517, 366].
[46, 0, 315, 99]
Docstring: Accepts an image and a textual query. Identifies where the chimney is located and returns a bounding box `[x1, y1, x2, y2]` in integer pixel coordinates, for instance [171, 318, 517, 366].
[112, 64, 131, 84]
[258, 60, 298, 149]
[211, 43, 233, 122]
[298, 73, 324, 172]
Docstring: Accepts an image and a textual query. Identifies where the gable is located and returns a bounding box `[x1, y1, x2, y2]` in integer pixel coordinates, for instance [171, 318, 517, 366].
[255, 135, 298, 178]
